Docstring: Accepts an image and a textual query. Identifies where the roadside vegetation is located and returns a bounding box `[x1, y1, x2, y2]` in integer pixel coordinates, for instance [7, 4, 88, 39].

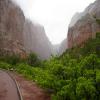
[0, 32, 100, 100]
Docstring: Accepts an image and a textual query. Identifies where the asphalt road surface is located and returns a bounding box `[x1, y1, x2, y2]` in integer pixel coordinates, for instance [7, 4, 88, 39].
[0, 70, 20, 100]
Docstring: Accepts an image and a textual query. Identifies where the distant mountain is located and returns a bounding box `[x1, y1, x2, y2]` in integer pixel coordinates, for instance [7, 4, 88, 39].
[52, 44, 60, 56]
[58, 38, 67, 55]
[67, 0, 100, 48]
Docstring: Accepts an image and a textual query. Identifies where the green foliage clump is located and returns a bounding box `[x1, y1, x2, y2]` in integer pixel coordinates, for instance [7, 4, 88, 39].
[0, 54, 21, 65]
[0, 61, 12, 70]
[96, 32, 100, 38]
[27, 53, 41, 67]
[15, 63, 34, 79]
[96, 19, 100, 25]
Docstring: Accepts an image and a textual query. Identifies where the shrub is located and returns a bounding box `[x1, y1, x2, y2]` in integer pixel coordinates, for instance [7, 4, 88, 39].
[27, 53, 41, 67]
[0, 55, 21, 65]
[0, 61, 12, 70]
[76, 77, 96, 100]
[15, 63, 33, 79]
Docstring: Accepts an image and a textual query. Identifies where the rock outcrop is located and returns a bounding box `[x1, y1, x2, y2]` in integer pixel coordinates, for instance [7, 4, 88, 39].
[23, 19, 52, 60]
[0, 0, 26, 58]
[67, 0, 100, 48]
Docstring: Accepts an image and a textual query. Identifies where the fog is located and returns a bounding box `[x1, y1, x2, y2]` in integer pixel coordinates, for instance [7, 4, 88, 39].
[13, 0, 95, 44]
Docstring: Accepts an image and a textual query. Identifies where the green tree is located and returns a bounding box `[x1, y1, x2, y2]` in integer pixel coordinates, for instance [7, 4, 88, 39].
[76, 77, 96, 100]
[27, 53, 40, 67]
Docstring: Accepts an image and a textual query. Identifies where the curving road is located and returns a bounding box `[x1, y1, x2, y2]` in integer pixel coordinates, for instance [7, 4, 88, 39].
[0, 70, 21, 100]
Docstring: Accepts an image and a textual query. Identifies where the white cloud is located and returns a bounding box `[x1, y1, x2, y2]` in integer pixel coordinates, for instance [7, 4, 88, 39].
[14, 0, 96, 44]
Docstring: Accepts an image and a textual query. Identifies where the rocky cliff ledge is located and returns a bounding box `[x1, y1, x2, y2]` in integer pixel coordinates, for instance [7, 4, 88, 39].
[67, 0, 100, 48]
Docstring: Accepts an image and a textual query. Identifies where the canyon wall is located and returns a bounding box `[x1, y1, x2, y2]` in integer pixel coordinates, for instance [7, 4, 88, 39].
[0, 0, 25, 57]
[0, 0, 52, 59]
[67, 0, 100, 48]
[23, 19, 52, 60]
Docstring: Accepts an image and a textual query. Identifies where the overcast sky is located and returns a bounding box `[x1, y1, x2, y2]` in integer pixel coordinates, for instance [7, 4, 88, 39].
[14, 0, 95, 44]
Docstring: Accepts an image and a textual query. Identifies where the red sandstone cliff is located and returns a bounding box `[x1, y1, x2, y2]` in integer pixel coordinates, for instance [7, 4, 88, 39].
[67, 0, 100, 48]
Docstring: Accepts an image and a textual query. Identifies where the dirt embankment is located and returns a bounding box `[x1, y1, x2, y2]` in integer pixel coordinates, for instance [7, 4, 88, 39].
[11, 72, 51, 100]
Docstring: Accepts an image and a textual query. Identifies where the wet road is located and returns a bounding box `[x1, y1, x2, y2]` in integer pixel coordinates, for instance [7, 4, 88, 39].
[0, 70, 20, 100]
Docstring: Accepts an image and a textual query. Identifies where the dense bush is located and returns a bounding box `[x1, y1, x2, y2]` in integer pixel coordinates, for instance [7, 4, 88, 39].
[0, 61, 12, 70]
[0, 54, 21, 65]
[96, 18, 100, 25]
[27, 53, 41, 67]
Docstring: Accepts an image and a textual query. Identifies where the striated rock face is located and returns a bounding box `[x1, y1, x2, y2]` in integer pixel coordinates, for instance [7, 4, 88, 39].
[0, 0, 26, 57]
[23, 19, 52, 60]
[67, 0, 100, 48]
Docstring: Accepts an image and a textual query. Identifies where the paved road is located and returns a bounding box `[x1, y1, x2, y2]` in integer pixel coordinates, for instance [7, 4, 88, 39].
[0, 70, 20, 100]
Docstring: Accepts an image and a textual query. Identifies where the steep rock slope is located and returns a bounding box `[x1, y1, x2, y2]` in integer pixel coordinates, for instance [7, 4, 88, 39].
[0, 0, 53, 59]
[23, 19, 52, 60]
[0, 0, 25, 57]
[67, 0, 100, 48]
